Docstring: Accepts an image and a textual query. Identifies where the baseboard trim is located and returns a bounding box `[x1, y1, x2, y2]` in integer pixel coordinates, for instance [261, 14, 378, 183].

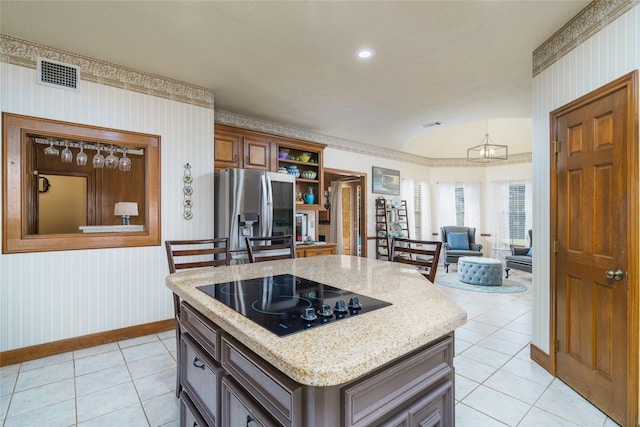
[0, 319, 174, 367]
[530, 343, 551, 372]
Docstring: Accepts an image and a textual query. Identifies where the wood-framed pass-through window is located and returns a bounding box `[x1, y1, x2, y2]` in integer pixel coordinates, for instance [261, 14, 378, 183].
[2, 113, 161, 253]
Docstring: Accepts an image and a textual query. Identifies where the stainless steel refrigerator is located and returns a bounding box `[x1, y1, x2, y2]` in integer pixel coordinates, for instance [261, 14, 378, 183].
[214, 168, 296, 259]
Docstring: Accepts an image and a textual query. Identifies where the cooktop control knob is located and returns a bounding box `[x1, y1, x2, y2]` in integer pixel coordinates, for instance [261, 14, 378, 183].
[348, 297, 362, 310]
[334, 300, 348, 313]
[317, 304, 333, 318]
[300, 307, 317, 322]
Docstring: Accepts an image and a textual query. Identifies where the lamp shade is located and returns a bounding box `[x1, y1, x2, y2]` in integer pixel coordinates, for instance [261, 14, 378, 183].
[114, 202, 139, 217]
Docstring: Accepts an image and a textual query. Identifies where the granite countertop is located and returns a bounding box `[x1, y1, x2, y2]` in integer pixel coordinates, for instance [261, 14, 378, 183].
[166, 255, 467, 387]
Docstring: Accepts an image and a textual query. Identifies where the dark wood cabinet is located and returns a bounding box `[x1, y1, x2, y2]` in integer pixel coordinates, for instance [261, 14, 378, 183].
[214, 124, 326, 211]
[180, 390, 210, 427]
[178, 301, 454, 427]
[221, 377, 277, 427]
[180, 334, 221, 426]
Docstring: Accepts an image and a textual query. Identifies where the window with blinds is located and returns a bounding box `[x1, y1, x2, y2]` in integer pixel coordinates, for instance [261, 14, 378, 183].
[455, 185, 465, 226]
[413, 183, 422, 237]
[509, 183, 526, 245]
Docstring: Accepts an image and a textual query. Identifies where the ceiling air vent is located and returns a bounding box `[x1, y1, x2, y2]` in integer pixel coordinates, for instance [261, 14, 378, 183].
[37, 57, 80, 92]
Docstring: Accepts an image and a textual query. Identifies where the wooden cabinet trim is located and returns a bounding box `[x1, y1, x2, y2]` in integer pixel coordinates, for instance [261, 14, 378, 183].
[2, 113, 161, 253]
[214, 123, 327, 211]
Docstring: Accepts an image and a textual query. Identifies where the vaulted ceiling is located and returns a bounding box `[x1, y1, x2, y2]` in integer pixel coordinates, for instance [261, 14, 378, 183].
[0, 1, 589, 158]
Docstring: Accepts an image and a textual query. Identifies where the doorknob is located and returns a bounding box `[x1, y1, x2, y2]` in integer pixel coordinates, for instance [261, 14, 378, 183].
[605, 269, 624, 281]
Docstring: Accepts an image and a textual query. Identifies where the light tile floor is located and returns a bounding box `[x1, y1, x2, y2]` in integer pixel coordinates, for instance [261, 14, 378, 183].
[0, 271, 620, 426]
[436, 270, 619, 427]
[1, 332, 179, 426]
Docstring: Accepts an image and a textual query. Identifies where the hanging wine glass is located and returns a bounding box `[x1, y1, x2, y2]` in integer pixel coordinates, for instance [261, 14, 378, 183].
[93, 146, 105, 168]
[44, 138, 59, 156]
[105, 147, 119, 169]
[76, 143, 88, 166]
[60, 141, 73, 163]
[118, 148, 131, 171]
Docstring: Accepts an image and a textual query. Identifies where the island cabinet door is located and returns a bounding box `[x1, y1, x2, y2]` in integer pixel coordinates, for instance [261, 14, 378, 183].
[181, 302, 221, 362]
[342, 334, 453, 427]
[377, 379, 454, 427]
[221, 376, 278, 427]
[181, 334, 222, 427]
[221, 335, 302, 426]
[180, 390, 210, 427]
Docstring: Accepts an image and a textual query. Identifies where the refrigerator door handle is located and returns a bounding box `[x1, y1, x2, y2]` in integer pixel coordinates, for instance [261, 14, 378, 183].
[261, 174, 273, 237]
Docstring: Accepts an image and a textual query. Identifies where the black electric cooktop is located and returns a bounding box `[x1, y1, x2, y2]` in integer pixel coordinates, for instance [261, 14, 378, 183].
[197, 274, 391, 337]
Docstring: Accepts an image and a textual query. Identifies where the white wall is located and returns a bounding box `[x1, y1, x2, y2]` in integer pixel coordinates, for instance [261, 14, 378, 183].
[0, 62, 215, 352]
[531, 4, 640, 353]
[324, 147, 532, 258]
[325, 147, 433, 256]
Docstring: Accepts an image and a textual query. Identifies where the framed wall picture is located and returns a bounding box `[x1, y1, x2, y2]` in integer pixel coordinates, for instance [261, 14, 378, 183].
[372, 166, 400, 195]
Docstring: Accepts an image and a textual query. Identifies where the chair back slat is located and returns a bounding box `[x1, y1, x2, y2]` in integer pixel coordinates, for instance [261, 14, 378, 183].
[165, 238, 230, 274]
[389, 237, 442, 283]
[245, 235, 295, 263]
[174, 260, 225, 270]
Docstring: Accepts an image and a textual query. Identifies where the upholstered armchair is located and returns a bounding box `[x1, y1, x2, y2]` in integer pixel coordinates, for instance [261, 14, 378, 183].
[440, 226, 484, 272]
[505, 229, 532, 278]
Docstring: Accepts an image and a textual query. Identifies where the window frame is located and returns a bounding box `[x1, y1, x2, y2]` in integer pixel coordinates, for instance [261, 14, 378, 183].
[2, 112, 161, 254]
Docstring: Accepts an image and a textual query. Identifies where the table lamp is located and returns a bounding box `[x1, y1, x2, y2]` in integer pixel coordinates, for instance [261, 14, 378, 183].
[114, 202, 138, 225]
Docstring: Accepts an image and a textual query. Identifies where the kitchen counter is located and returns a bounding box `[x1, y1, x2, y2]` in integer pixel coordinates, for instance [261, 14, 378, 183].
[166, 255, 466, 387]
[294, 241, 337, 258]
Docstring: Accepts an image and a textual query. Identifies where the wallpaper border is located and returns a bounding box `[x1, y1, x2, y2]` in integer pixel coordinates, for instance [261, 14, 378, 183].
[215, 110, 531, 168]
[0, 34, 215, 109]
[533, 0, 638, 76]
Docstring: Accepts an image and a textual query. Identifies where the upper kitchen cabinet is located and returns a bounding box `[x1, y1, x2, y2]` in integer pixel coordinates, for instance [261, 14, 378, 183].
[213, 124, 326, 210]
[243, 135, 272, 170]
[276, 142, 325, 210]
[214, 124, 272, 172]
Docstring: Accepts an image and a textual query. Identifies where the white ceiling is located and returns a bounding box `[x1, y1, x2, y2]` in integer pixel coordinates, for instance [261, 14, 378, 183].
[0, 1, 589, 158]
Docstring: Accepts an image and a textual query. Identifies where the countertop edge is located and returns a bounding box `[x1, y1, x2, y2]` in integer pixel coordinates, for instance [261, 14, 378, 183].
[166, 256, 467, 386]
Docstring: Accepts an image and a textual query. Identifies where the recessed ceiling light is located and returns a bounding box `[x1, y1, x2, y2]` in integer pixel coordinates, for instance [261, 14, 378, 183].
[357, 48, 374, 59]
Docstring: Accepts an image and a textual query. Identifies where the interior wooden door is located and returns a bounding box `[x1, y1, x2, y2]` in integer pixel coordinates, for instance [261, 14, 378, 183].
[552, 72, 637, 426]
[324, 169, 367, 257]
[341, 185, 353, 255]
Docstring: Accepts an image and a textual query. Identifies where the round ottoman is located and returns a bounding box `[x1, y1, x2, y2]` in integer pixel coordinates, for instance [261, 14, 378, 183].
[458, 257, 503, 286]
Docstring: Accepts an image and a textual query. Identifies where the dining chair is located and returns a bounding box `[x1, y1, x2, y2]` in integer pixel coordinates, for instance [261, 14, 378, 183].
[389, 237, 443, 283]
[164, 238, 230, 396]
[245, 235, 295, 263]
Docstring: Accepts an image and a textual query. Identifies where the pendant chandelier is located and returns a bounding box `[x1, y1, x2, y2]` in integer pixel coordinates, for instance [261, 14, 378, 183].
[467, 122, 508, 163]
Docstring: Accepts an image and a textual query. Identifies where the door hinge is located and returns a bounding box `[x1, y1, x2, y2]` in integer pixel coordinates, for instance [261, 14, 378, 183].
[553, 140, 561, 153]
[554, 339, 560, 353]
[553, 240, 559, 253]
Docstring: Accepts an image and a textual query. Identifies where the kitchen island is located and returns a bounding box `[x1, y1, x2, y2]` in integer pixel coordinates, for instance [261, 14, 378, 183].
[166, 255, 466, 426]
